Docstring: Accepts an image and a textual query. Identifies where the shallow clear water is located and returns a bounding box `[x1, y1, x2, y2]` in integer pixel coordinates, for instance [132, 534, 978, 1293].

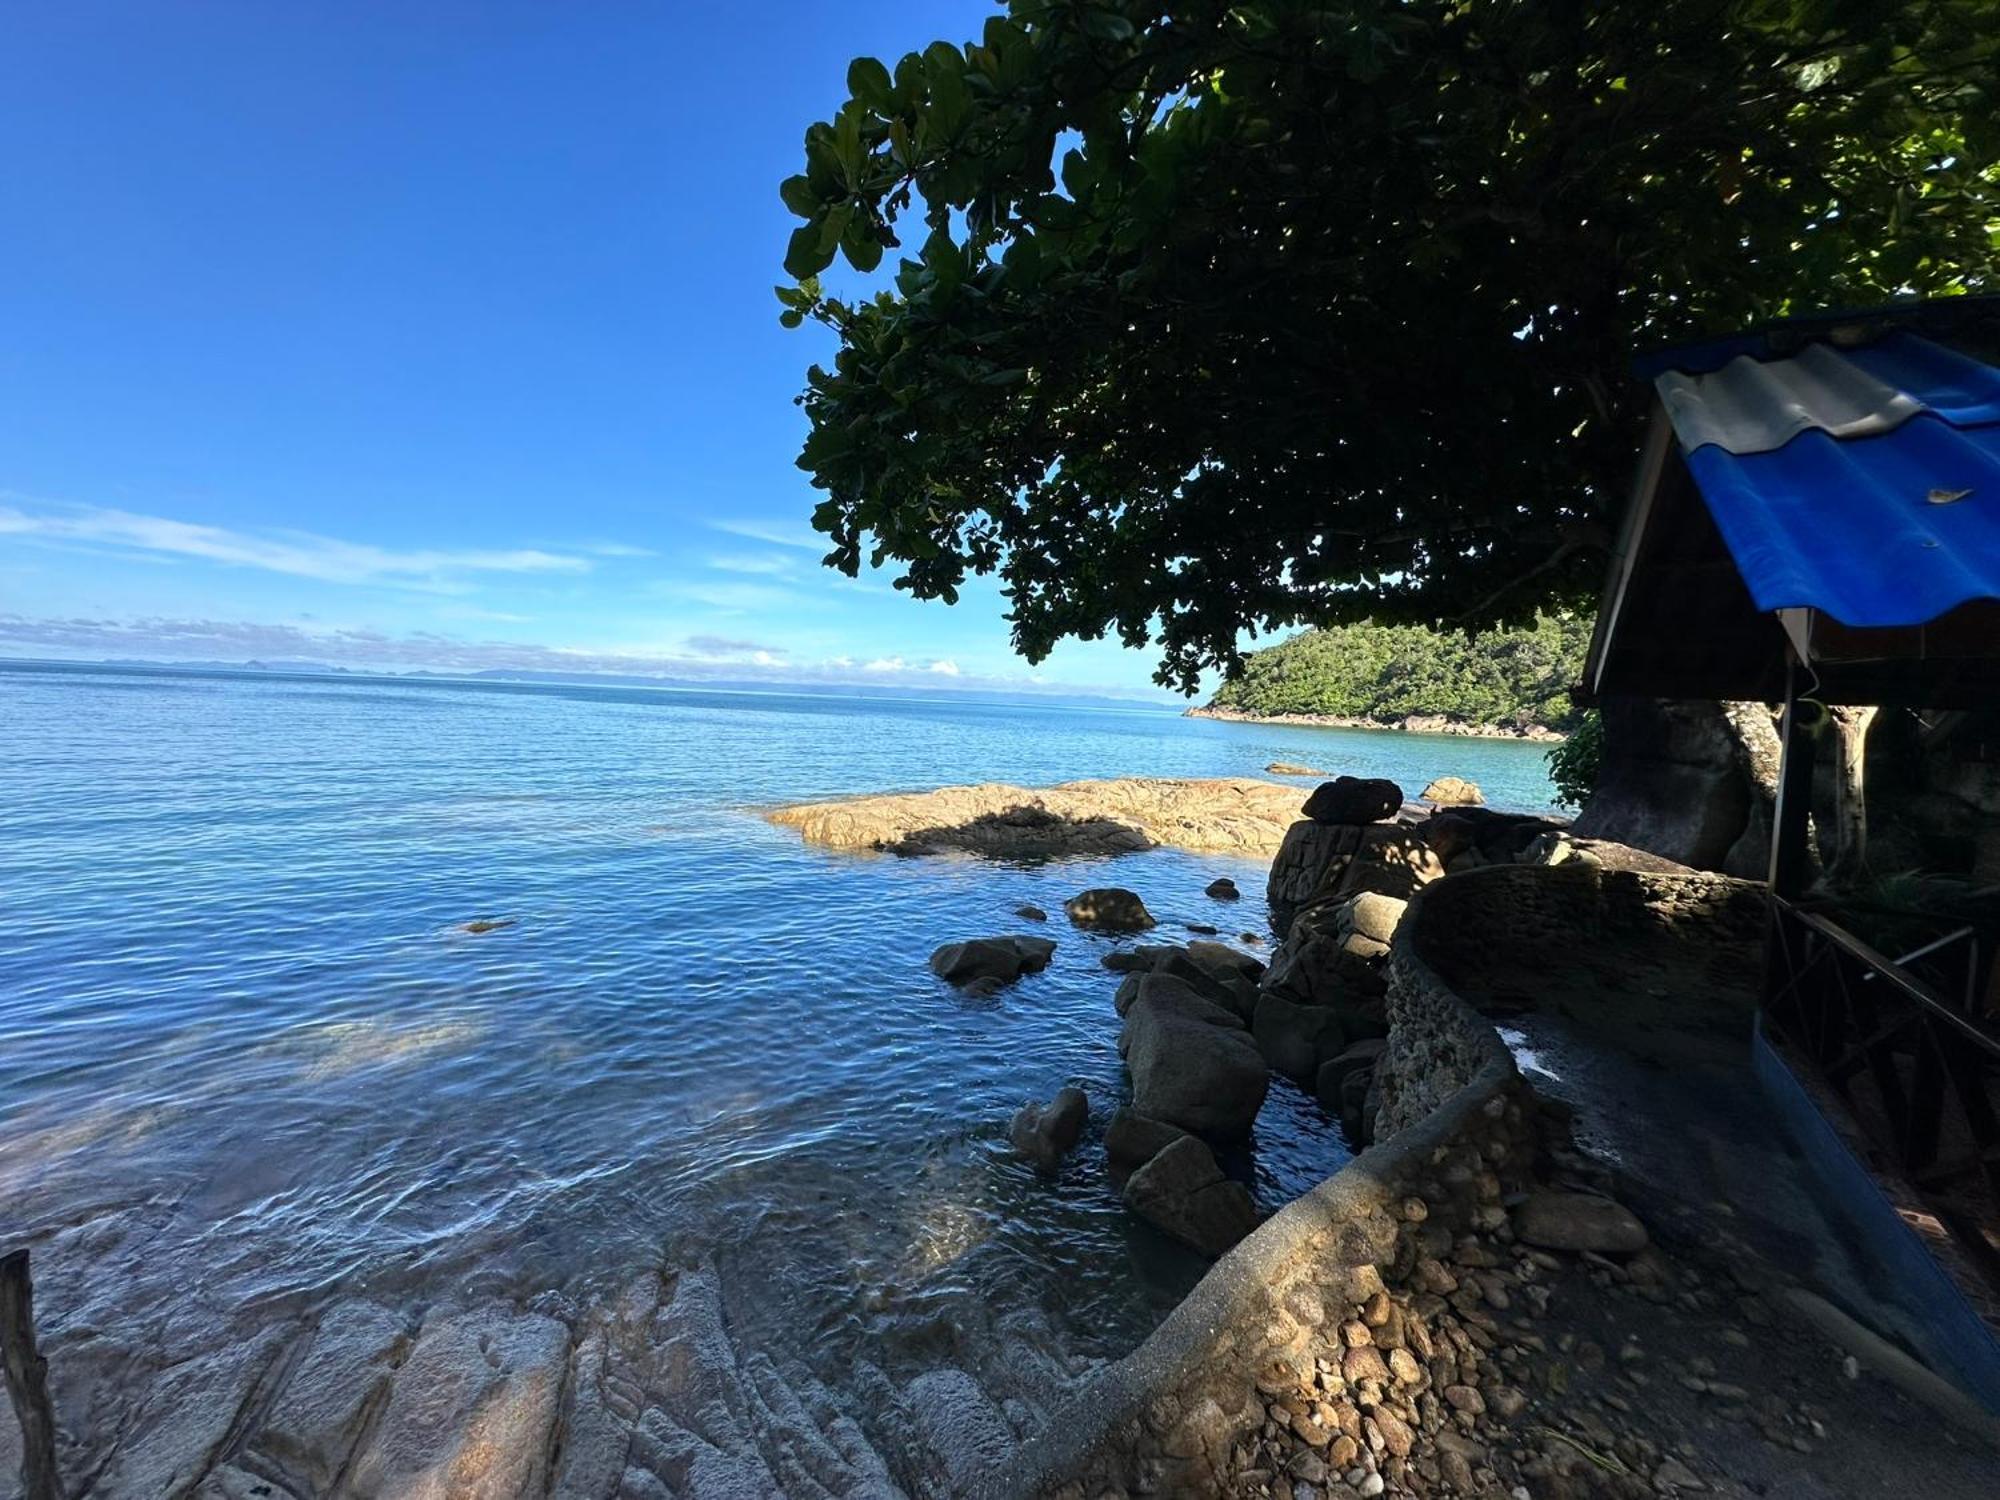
[0, 661, 1557, 1401]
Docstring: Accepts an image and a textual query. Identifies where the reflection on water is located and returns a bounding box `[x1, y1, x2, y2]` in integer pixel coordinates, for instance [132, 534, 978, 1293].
[0, 662, 1555, 1423]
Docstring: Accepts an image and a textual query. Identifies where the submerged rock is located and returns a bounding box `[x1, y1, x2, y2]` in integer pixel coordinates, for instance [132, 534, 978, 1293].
[1014, 903, 1048, 922]
[1010, 1086, 1089, 1169]
[1266, 761, 1323, 776]
[1064, 887, 1156, 932]
[929, 935, 1056, 988]
[1302, 776, 1404, 825]
[1122, 1136, 1260, 1256]
[1204, 876, 1241, 900]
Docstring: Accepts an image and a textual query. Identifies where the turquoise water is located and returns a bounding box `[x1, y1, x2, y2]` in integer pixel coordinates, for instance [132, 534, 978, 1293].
[0, 661, 1556, 1401]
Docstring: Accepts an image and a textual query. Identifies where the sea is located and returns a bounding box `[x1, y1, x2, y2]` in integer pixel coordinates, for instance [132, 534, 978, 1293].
[0, 660, 1559, 1443]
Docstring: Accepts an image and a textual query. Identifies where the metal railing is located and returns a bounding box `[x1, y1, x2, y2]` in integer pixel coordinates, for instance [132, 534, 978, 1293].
[1765, 896, 2000, 1204]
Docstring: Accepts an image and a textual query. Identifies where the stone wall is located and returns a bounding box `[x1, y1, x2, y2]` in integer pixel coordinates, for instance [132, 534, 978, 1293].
[978, 863, 1765, 1499]
[976, 904, 1538, 1498]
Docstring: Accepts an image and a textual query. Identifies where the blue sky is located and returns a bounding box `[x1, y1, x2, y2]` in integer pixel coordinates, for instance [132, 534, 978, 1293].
[0, 2, 1185, 701]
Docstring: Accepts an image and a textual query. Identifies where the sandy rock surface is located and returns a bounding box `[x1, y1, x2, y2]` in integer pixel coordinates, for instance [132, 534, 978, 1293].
[767, 777, 1307, 857]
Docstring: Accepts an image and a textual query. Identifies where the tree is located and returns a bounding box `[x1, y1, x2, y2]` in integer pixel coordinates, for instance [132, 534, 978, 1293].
[780, 0, 1998, 692]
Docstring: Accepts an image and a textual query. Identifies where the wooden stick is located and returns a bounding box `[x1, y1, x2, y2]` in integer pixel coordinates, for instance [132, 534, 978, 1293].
[1, 1249, 62, 1500]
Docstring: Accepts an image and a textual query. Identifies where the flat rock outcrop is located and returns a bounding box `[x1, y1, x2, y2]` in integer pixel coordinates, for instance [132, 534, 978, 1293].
[767, 777, 1306, 858]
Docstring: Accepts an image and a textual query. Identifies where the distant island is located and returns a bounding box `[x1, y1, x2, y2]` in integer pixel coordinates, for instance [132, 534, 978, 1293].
[1189, 617, 1589, 741]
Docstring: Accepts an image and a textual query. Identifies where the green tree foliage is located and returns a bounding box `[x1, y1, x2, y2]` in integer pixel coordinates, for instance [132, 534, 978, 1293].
[1208, 616, 1592, 733]
[781, 0, 1998, 692]
[1546, 709, 1606, 809]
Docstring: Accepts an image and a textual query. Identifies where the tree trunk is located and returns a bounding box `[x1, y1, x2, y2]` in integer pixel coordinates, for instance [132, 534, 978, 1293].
[1, 1249, 63, 1500]
[1826, 704, 1879, 886]
[1716, 700, 1804, 878]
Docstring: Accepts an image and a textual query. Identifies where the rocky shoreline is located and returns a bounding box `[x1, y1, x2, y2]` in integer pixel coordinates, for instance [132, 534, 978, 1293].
[1188, 706, 1567, 743]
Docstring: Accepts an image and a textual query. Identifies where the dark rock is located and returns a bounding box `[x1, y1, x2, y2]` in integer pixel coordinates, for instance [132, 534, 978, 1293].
[1113, 971, 1244, 1030]
[928, 935, 1057, 988]
[1314, 1039, 1388, 1111]
[1014, 904, 1048, 921]
[1120, 981, 1269, 1138]
[1251, 991, 1347, 1083]
[1122, 1136, 1260, 1256]
[1267, 820, 1366, 928]
[1100, 944, 1186, 973]
[1424, 806, 1565, 865]
[1185, 921, 1219, 935]
[1511, 1190, 1649, 1253]
[1205, 877, 1241, 900]
[1104, 1108, 1188, 1169]
[1064, 887, 1156, 932]
[1010, 1086, 1089, 1168]
[1571, 698, 1757, 871]
[1302, 776, 1404, 826]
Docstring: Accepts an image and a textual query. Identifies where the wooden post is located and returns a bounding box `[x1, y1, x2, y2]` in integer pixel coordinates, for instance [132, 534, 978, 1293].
[1769, 655, 1818, 901]
[1, 1249, 62, 1500]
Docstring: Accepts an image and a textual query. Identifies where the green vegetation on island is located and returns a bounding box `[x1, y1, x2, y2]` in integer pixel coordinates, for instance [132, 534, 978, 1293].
[1202, 617, 1592, 737]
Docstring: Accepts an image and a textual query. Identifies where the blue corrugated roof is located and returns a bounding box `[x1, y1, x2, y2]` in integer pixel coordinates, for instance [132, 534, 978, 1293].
[1654, 333, 2000, 629]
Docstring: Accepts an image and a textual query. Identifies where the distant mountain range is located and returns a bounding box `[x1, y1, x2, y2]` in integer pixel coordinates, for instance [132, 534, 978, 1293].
[12, 657, 1182, 713]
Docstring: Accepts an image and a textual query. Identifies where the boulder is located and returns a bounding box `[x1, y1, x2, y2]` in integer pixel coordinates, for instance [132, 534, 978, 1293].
[1314, 1039, 1387, 1107]
[1185, 940, 1266, 983]
[1302, 776, 1404, 825]
[1251, 991, 1347, 1083]
[1101, 943, 1187, 973]
[1064, 887, 1156, 932]
[1337, 891, 1408, 947]
[1511, 1190, 1650, 1254]
[1010, 1086, 1089, 1169]
[1420, 776, 1484, 805]
[1014, 904, 1048, 921]
[1103, 1108, 1189, 1170]
[1204, 876, 1241, 900]
[1570, 699, 1760, 872]
[1267, 820, 1367, 927]
[1121, 984, 1269, 1138]
[1122, 1136, 1260, 1256]
[929, 935, 1056, 988]
[1266, 761, 1323, 776]
[1335, 825, 1444, 902]
[1114, 971, 1245, 1031]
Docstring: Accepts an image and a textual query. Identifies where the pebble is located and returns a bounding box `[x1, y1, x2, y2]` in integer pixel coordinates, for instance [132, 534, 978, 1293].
[1653, 1455, 1705, 1490]
[1358, 1473, 1385, 1497]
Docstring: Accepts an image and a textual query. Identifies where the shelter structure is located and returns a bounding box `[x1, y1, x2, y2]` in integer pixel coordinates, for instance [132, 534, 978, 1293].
[1583, 299, 2000, 1407]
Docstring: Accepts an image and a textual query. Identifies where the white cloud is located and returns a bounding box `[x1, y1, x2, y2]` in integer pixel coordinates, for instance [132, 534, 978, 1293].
[706, 518, 826, 552]
[705, 551, 794, 576]
[581, 541, 656, 558]
[677, 580, 810, 612]
[925, 658, 961, 676]
[0, 497, 590, 590]
[862, 655, 906, 673]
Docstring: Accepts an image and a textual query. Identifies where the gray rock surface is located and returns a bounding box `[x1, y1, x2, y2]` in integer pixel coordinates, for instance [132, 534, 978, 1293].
[1204, 876, 1241, 900]
[256, 1300, 409, 1493]
[1113, 971, 1245, 1031]
[1338, 891, 1408, 947]
[343, 1305, 569, 1500]
[1121, 1136, 1260, 1256]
